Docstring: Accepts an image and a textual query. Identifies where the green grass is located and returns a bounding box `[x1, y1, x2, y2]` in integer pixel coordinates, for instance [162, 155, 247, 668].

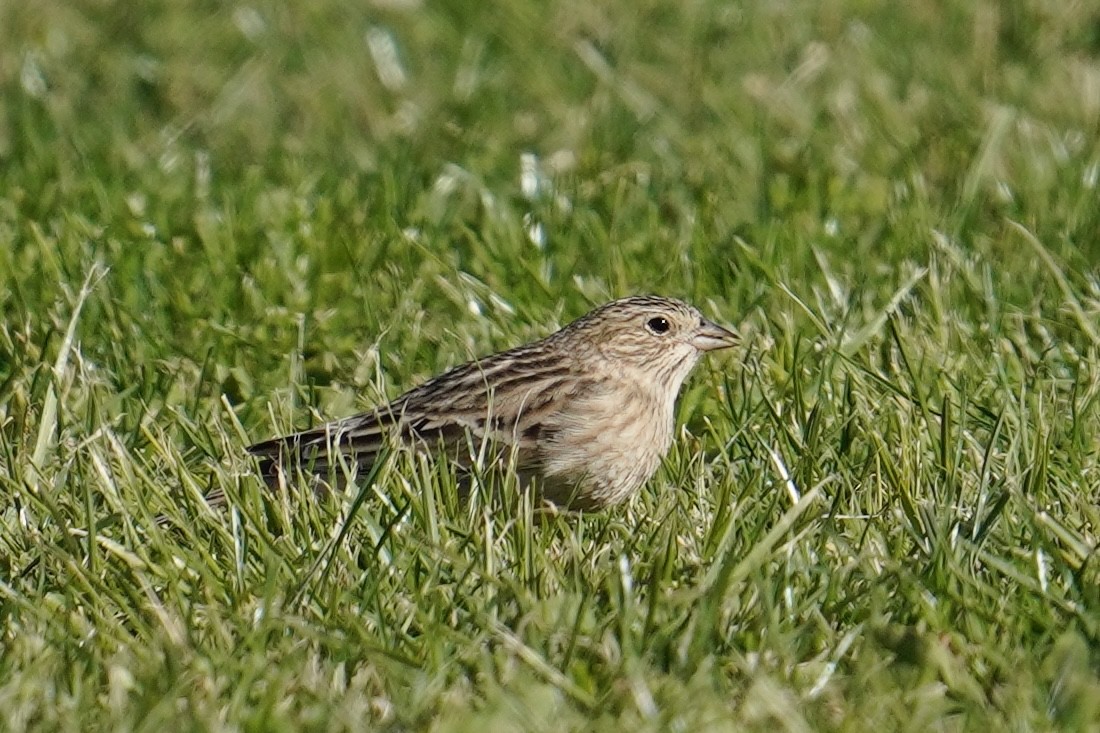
[2, 0, 1099, 729]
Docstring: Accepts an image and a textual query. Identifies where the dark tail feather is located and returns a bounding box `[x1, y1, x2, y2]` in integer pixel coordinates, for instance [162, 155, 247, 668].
[247, 412, 389, 473]
[154, 423, 385, 527]
[168, 412, 391, 519]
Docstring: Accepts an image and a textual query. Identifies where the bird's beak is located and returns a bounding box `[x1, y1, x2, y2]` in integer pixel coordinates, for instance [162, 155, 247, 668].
[692, 319, 739, 352]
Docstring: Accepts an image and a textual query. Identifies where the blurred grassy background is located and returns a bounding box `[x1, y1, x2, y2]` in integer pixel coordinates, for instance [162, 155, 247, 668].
[1, 0, 1098, 730]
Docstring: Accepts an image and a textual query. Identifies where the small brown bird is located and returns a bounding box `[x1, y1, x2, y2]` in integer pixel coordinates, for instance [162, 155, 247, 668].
[245, 296, 737, 510]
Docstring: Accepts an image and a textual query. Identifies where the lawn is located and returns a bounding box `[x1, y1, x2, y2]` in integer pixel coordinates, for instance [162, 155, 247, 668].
[1, 0, 1098, 730]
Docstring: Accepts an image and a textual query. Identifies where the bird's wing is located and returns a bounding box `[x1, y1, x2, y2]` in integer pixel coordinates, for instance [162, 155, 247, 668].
[245, 343, 583, 484]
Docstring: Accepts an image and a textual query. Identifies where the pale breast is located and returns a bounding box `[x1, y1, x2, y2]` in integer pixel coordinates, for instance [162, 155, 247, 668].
[536, 377, 676, 508]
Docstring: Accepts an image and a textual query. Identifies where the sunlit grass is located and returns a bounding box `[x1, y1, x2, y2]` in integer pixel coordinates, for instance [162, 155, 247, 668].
[1, 0, 1099, 730]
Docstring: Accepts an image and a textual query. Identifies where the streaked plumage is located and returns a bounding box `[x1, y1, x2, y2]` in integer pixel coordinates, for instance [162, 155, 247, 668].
[244, 295, 737, 510]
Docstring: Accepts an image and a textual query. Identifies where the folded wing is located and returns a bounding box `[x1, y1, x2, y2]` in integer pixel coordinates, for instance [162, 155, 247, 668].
[242, 341, 589, 492]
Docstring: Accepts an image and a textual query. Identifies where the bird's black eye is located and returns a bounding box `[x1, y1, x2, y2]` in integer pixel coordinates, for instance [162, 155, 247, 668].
[646, 316, 671, 334]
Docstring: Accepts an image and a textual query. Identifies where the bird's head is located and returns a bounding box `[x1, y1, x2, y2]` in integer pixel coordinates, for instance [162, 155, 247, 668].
[560, 295, 738, 389]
